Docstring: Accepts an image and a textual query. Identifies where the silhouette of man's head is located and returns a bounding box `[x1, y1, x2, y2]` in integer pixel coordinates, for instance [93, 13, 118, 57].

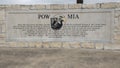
[51, 16, 65, 30]
[77, 0, 83, 4]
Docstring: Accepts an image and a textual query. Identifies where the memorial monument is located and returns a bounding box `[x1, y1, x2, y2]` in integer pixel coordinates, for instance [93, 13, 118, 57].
[0, 1, 119, 49]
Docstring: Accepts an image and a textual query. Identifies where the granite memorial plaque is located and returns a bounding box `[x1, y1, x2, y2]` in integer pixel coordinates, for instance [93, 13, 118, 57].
[6, 9, 114, 42]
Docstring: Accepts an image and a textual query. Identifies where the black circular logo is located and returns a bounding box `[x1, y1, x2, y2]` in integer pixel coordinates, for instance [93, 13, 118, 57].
[51, 16, 65, 30]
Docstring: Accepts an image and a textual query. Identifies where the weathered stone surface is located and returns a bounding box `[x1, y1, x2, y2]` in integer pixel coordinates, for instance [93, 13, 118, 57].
[114, 27, 120, 32]
[28, 43, 36, 48]
[46, 5, 50, 9]
[49, 42, 62, 48]
[35, 42, 43, 48]
[47, 4, 67, 10]
[0, 5, 6, 9]
[116, 3, 120, 8]
[114, 10, 120, 18]
[114, 18, 119, 25]
[0, 34, 6, 47]
[20, 5, 32, 10]
[114, 34, 120, 41]
[30, 5, 46, 10]
[0, 22, 6, 33]
[0, 9, 5, 21]
[50, 4, 65, 10]
[68, 4, 82, 9]
[62, 42, 71, 48]
[18, 42, 29, 47]
[7, 42, 17, 47]
[7, 5, 31, 10]
[95, 43, 104, 49]
[69, 42, 81, 48]
[104, 43, 120, 50]
[82, 4, 100, 9]
[113, 40, 120, 44]
[29, 42, 42, 48]
[6, 5, 21, 10]
[114, 10, 120, 33]
[64, 4, 69, 9]
[101, 3, 117, 9]
[0, 39, 5, 44]
[0, 34, 5, 39]
[81, 42, 95, 49]
[2, 23, 5, 33]
[0, 43, 6, 47]
[42, 42, 50, 48]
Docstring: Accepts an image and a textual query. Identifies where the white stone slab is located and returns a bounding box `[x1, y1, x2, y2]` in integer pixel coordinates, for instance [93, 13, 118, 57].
[6, 9, 114, 42]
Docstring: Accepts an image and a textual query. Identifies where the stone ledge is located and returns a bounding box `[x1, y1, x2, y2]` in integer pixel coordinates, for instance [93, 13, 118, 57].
[100, 3, 118, 9]
[6, 5, 21, 10]
[30, 5, 46, 10]
[2, 3, 120, 10]
[68, 4, 82, 9]
[49, 42, 62, 48]
[104, 43, 120, 50]
[50, 4, 65, 10]
[82, 4, 100, 9]
[81, 42, 95, 49]
[95, 43, 104, 50]
[1, 42, 120, 50]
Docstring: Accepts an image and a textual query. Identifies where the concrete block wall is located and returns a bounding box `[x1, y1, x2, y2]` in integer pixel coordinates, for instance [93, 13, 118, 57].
[0, 3, 120, 49]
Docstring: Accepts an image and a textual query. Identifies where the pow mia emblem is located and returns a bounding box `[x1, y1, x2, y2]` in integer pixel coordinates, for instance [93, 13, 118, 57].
[51, 16, 65, 30]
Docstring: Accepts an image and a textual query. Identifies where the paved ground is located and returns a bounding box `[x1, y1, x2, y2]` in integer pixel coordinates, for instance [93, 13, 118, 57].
[0, 48, 120, 68]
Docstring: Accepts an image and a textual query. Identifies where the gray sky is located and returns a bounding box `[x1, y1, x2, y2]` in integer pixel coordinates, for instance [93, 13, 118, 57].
[84, 0, 120, 4]
[0, 0, 76, 4]
[0, 0, 120, 4]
